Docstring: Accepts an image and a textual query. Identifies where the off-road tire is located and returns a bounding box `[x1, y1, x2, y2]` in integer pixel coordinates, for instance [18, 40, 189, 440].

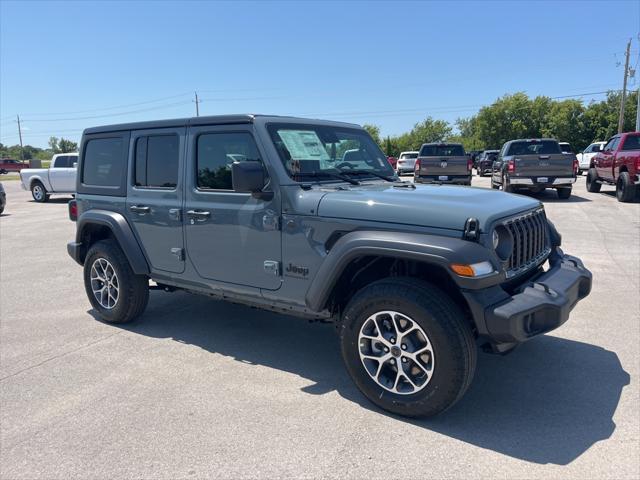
[586, 168, 601, 193]
[616, 172, 636, 203]
[339, 277, 477, 418]
[31, 181, 49, 203]
[84, 239, 149, 324]
[556, 187, 572, 199]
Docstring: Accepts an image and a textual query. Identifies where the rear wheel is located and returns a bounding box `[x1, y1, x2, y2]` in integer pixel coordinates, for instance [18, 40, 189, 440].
[502, 174, 514, 193]
[339, 278, 476, 418]
[31, 181, 49, 203]
[616, 172, 636, 202]
[586, 168, 601, 193]
[557, 186, 572, 199]
[84, 239, 149, 324]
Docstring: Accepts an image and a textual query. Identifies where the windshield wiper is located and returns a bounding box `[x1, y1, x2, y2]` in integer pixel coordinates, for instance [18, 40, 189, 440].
[296, 171, 360, 185]
[338, 169, 397, 182]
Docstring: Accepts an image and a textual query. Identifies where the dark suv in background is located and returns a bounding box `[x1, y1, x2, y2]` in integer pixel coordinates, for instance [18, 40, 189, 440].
[476, 150, 499, 176]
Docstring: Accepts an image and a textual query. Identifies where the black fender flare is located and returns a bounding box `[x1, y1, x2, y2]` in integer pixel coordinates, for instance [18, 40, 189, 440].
[304, 230, 498, 311]
[74, 210, 150, 275]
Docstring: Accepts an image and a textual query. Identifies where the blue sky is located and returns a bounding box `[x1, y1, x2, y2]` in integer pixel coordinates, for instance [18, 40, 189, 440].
[1, 0, 639, 148]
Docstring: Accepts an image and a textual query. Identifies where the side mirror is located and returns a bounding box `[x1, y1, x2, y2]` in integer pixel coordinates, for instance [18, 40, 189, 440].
[232, 161, 272, 200]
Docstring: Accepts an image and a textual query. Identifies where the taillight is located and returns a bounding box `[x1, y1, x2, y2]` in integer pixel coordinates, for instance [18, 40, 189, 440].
[573, 158, 579, 173]
[467, 158, 473, 171]
[414, 159, 421, 174]
[68, 199, 78, 222]
[508, 159, 515, 173]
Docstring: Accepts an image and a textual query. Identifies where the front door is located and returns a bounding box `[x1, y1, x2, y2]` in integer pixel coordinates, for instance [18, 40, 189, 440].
[126, 127, 186, 274]
[184, 125, 282, 290]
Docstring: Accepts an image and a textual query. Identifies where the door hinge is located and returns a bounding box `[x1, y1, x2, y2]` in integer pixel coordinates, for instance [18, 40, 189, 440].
[170, 248, 185, 261]
[263, 260, 280, 276]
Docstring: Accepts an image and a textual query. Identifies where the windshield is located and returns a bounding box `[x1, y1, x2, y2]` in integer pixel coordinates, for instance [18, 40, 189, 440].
[268, 123, 394, 181]
[507, 140, 561, 155]
[400, 153, 418, 159]
[419, 144, 465, 156]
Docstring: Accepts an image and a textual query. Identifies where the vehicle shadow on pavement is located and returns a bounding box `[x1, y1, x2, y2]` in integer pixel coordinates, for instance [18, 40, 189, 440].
[517, 190, 592, 203]
[600, 191, 640, 203]
[28, 197, 73, 204]
[108, 291, 629, 466]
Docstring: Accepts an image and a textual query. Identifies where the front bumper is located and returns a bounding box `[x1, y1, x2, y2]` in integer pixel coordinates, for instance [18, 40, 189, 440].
[463, 249, 592, 349]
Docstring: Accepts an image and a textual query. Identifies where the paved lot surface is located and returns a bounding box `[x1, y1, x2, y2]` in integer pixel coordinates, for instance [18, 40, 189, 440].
[1, 176, 639, 479]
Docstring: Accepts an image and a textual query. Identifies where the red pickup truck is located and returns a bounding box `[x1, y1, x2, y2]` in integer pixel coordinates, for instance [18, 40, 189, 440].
[586, 132, 640, 202]
[0, 158, 30, 174]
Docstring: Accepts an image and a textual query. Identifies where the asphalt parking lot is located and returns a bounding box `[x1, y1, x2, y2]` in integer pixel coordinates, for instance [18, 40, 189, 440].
[1, 175, 638, 479]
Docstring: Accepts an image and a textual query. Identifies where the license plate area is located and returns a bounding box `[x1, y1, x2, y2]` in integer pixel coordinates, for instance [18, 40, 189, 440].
[537, 177, 548, 183]
[438, 175, 449, 181]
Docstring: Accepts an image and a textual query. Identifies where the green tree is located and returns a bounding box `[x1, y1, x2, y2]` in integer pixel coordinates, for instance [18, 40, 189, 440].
[362, 124, 382, 145]
[58, 138, 78, 153]
[48, 136, 60, 153]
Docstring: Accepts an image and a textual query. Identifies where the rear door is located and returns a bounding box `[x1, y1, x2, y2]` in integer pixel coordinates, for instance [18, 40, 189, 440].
[183, 124, 282, 290]
[48, 156, 77, 191]
[506, 140, 573, 178]
[126, 128, 186, 274]
[418, 144, 468, 177]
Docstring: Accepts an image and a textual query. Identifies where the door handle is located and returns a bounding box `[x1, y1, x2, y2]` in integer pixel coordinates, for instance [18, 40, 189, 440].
[130, 205, 150, 214]
[186, 210, 211, 221]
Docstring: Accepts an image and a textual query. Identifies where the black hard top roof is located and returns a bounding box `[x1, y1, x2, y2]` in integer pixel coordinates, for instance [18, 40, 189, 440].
[82, 114, 360, 135]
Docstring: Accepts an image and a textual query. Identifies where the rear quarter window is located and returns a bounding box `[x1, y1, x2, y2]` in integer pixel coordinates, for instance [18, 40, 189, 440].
[78, 132, 130, 196]
[621, 135, 640, 151]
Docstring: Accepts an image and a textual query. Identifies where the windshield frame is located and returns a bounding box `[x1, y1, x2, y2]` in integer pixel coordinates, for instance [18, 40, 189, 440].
[266, 122, 395, 184]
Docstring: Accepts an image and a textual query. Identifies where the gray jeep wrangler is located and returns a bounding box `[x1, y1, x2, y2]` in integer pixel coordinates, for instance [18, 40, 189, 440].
[67, 115, 592, 417]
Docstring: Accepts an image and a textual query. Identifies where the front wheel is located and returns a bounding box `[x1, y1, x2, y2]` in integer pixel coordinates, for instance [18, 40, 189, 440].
[586, 168, 601, 193]
[339, 278, 476, 418]
[31, 181, 49, 203]
[84, 240, 149, 324]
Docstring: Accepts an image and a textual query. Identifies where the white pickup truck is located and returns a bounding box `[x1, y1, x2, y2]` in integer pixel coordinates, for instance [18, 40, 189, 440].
[576, 141, 605, 175]
[20, 153, 78, 202]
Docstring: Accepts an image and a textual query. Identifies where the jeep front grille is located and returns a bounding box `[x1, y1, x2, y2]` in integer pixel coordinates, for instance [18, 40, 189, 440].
[503, 208, 550, 277]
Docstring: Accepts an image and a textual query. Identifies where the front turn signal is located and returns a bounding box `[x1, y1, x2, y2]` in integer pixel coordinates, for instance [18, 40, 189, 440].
[450, 261, 494, 277]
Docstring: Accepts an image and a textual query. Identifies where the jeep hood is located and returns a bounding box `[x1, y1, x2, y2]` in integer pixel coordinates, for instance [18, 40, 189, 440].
[316, 183, 541, 231]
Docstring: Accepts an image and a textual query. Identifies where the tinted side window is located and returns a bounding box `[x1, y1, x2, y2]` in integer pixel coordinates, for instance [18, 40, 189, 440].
[83, 137, 126, 187]
[604, 138, 619, 151]
[621, 135, 640, 151]
[53, 156, 69, 168]
[197, 132, 261, 190]
[134, 135, 179, 188]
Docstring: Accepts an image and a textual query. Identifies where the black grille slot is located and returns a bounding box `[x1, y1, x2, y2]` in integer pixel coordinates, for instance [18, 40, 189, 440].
[504, 209, 549, 276]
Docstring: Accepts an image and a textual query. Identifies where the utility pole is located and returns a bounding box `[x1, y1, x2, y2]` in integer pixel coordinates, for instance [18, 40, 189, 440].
[16, 115, 24, 160]
[194, 91, 200, 117]
[618, 38, 632, 134]
[636, 87, 640, 132]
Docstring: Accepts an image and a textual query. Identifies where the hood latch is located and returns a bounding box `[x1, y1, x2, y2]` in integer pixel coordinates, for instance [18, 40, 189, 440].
[463, 217, 480, 242]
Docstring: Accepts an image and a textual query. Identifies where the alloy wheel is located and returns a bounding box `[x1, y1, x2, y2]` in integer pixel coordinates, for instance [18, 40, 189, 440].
[90, 258, 119, 309]
[358, 310, 435, 395]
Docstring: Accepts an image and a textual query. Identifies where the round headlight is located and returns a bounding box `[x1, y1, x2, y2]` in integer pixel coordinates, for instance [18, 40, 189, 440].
[493, 225, 513, 261]
[492, 230, 500, 250]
